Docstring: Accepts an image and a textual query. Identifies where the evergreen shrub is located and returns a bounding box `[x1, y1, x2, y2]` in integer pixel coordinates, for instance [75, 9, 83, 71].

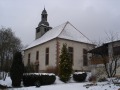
[59, 44, 72, 83]
[23, 73, 56, 86]
[73, 72, 87, 82]
[10, 52, 24, 87]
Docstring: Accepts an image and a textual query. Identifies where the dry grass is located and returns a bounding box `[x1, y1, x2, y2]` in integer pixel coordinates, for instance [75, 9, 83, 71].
[88, 75, 97, 84]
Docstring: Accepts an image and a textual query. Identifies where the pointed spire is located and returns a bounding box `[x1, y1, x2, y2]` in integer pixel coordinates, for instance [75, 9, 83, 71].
[39, 7, 49, 26]
[44, 5, 45, 10]
[42, 6, 47, 14]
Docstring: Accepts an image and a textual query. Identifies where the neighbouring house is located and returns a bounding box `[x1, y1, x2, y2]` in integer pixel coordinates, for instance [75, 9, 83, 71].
[23, 8, 95, 73]
[89, 40, 120, 77]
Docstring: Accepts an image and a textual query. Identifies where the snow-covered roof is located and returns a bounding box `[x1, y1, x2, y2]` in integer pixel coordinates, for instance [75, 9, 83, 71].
[25, 21, 92, 50]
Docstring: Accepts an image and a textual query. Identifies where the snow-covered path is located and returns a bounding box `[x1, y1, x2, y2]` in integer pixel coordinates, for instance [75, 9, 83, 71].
[9, 83, 119, 90]
[0, 77, 120, 90]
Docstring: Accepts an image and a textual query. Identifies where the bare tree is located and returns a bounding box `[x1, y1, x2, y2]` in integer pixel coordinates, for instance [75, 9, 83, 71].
[103, 32, 120, 78]
[101, 53, 120, 78]
[90, 32, 120, 78]
[0, 27, 22, 74]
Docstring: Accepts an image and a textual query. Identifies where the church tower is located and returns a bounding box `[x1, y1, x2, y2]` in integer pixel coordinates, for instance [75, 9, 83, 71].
[36, 8, 52, 39]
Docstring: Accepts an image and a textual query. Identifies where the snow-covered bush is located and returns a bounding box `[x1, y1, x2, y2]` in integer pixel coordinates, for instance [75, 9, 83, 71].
[23, 73, 56, 86]
[23, 74, 38, 86]
[73, 72, 87, 82]
[41, 74, 56, 85]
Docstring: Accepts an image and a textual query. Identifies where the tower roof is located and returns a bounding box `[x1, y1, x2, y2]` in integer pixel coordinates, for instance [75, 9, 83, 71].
[38, 21, 49, 26]
[42, 8, 47, 14]
[25, 21, 93, 50]
[38, 8, 49, 26]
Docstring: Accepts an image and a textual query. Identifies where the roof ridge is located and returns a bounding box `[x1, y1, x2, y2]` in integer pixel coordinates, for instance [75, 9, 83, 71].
[68, 22, 93, 43]
[57, 21, 69, 37]
[40, 22, 67, 37]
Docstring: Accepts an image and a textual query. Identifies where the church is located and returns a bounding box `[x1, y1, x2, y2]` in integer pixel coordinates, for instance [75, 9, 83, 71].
[23, 8, 95, 73]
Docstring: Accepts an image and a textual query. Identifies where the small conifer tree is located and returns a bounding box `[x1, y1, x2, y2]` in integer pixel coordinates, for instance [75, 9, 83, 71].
[10, 51, 24, 87]
[59, 44, 72, 83]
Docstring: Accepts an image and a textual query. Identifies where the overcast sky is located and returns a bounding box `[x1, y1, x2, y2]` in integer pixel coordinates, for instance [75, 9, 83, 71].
[0, 0, 120, 46]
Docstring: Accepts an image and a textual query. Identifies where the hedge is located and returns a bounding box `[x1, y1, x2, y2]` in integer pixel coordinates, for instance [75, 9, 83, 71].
[73, 72, 87, 82]
[23, 73, 56, 86]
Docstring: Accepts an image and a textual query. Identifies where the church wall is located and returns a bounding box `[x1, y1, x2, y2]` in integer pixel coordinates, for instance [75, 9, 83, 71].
[58, 39, 94, 71]
[23, 39, 57, 72]
[23, 38, 94, 72]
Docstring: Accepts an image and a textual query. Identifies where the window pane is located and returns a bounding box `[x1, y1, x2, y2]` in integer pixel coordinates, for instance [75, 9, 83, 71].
[68, 47, 73, 52]
[28, 53, 31, 64]
[46, 54, 49, 65]
[113, 46, 120, 55]
[83, 49, 88, 66]
[46, 48, 49, 53]
[44, 28, 48, 32]
[36, 29, 40, 33]
[83, 55, 88, 66]
[68, 47, 74, 64]
[45, 48, 49, 65]
[36, 51, 39, 60]
[83, 49, 87, 54]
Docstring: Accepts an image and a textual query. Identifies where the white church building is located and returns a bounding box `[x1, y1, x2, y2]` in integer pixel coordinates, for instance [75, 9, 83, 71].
[23, 8, 95, 73]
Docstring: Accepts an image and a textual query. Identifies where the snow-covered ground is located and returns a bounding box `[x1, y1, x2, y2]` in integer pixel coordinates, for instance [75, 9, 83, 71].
[0, 76, 120, 90]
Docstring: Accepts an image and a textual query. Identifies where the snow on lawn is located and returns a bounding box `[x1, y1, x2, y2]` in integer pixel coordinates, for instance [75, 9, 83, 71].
[0, 77, 12, 87]
[0, 76, 120, 90]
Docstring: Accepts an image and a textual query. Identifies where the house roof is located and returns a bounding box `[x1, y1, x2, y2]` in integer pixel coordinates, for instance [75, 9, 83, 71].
[105, 40, 120, 44]
[89, 40, 120, 55]
[88, 44, 108, 55]
[25, 21, 93, 50]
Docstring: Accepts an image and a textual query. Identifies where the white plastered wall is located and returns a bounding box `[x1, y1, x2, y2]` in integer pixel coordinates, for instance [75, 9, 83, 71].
[58, 39, 94, 71]
[23, 38, 94, 72]
[23, 39, 57, 71]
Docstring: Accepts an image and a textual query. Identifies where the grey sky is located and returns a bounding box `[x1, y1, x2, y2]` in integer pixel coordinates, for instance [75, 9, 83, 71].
[0, 0, 120, 45]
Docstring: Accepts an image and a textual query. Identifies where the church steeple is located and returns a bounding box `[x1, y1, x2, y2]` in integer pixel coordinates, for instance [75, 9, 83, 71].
[41, 8, 47, 22]
[38, 8, 49, 26]
[35, 8, 52, 39]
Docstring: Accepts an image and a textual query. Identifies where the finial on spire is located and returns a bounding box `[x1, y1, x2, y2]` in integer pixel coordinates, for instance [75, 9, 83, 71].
[42, 5, 47, 14]
[44, 5, 45, 10]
